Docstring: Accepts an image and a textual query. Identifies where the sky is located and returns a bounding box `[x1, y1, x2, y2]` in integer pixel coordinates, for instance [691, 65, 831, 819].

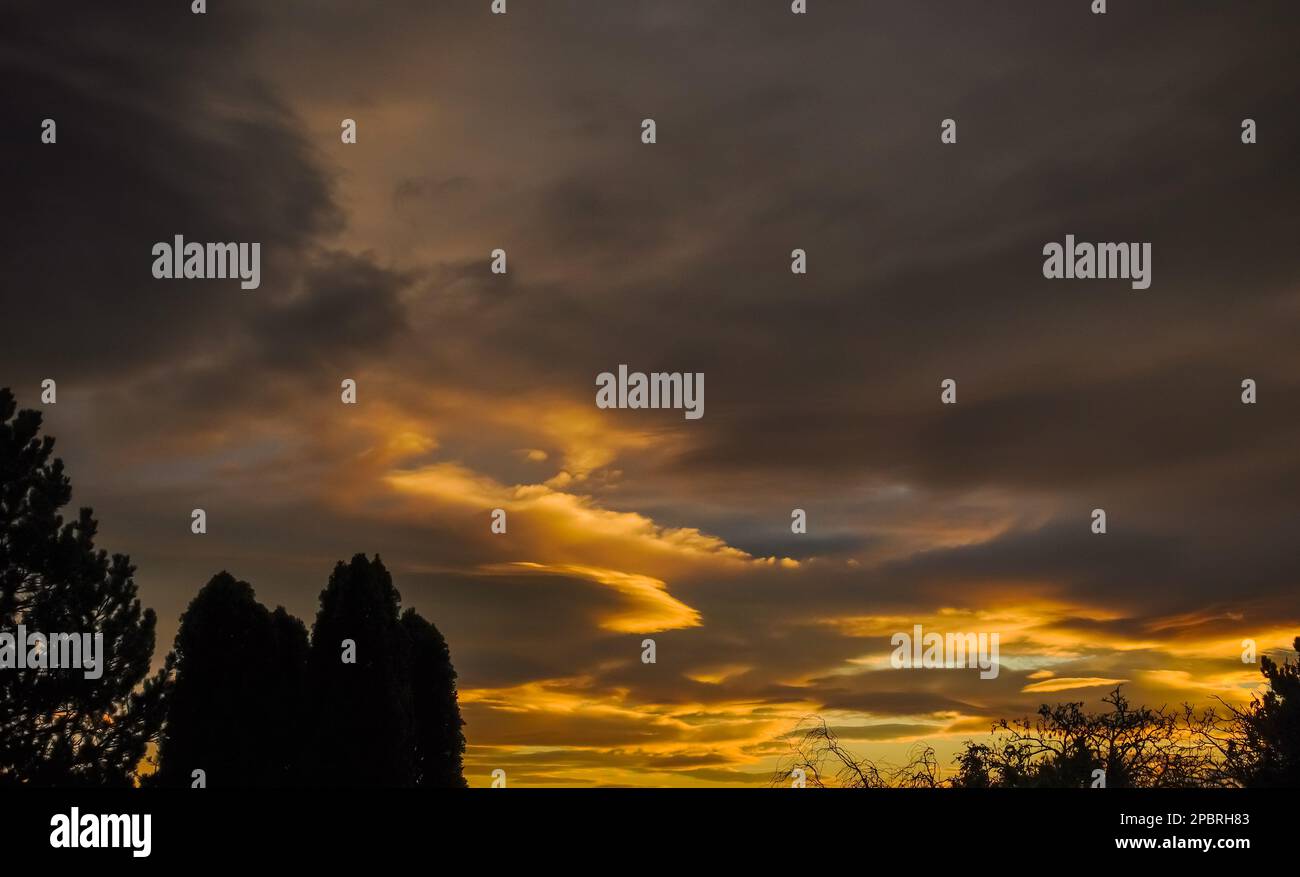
[4, 0, 1299, 786]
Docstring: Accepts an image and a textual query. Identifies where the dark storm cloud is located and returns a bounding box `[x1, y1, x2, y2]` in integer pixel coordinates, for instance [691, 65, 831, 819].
[251, 252, 409, 372]
[2, 2, 408, 402]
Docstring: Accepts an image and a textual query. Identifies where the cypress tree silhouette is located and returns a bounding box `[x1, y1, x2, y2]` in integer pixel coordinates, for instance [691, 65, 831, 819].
[152, 572, 308, 787]
[401, 608, 468, 787]
[301, 555, 468, 787]
[305, 554, 416, 786]
[0, 387, 164, 786]
[267, 605, 311, 783]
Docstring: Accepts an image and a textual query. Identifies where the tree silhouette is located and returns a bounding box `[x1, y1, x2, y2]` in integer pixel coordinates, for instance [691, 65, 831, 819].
[151, 572, 308, 787]
[305, 554, 416, 786]
[0, 387, 164, 786]
[299, 554, 468, 787]
[1220, 638, 1300, 787]
[266, 605, 311, 783]
[401, 608, 467, 788]
[151, 560, 467, 788]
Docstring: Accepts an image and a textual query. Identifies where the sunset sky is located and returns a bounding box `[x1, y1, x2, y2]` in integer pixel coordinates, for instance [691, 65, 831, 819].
[5, 1, 1299, 786]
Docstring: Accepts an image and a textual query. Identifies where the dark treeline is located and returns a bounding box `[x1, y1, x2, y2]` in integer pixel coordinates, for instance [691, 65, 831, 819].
[150, 556, 467, 788]
[1, 388, 465, 788]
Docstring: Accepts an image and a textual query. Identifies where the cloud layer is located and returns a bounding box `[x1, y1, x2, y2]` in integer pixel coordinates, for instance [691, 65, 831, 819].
[4, 0, 1299, 785]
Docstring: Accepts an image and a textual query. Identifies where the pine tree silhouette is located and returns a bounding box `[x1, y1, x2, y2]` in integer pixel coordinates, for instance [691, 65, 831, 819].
[1226, 637, 1300, 787]
[0, 387, 164, 786]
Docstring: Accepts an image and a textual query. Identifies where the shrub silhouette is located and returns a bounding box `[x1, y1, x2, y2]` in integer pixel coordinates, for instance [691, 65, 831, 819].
[777, 643, 1300, 789]
[949, 688, 1223, 788]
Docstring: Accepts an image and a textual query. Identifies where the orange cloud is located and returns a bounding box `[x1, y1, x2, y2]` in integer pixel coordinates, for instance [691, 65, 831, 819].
[491, 561, 701, 633]
[1021, 677, 1129, 693]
